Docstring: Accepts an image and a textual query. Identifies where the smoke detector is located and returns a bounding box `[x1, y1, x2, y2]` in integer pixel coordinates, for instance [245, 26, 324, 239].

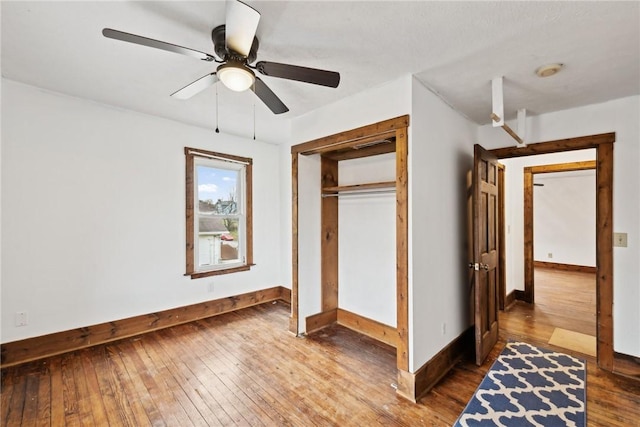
[535, 63, 564, 78]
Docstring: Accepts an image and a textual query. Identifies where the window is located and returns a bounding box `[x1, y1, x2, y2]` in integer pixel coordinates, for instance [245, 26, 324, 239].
[185, 147, 253, 278]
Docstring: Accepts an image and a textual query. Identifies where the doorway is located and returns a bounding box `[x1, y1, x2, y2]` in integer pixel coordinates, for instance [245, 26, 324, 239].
[489, 132, 615, 371]
[529, 161, 597, 356]
[524, 160, 597, 304]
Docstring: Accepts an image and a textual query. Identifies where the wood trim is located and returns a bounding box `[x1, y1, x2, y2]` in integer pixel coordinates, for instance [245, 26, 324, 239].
[498, 163, 506, 310]
[184, 147, 254, 279]
[185, 146, 255, 165]
[279, 286, 292, 304]
[523, 168, 535, 303]
[290, 152, 299, 334]
[396, 327, 474, 402]
[300, 131, 397, 157]
[305, 309, 398, 349]
[321, 156, 339, 312]
[324, 139, 396, 161]
[1, 287, 290, 368]
[489, 133, 615, 159]
[185, 149, 195, 274]
[188, 264, 253, 279]
[613, 352, 640, 380]
[527, 160, 596, 174]
[305, 309, 338, 334]
[336, 309, 398, 348]
[533, 261, 597, 274]
[514, 290, 527, 301]
[505, 290, 516, 308]
[291, 115, 409, 155]
[395, 127, 410, 372]
[322, 181, 396, 194]
[245, 160, 254, 267]
[492, 135, 615, 374]
[596, 142, 614, 370]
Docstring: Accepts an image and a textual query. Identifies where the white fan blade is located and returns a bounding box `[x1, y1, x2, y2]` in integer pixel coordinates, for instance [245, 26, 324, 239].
[171, 73, 218, 99]
[225, 0, 260, 57]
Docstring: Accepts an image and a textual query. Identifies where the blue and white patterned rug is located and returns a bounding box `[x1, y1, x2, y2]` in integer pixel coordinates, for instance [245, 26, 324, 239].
[454, 342, 586, 427]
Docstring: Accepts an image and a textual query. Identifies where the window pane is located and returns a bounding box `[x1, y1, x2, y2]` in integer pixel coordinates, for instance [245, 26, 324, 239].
[186, 147, 252, 278]
[198, 217, 241, 267]
[197, 165, 239, 215]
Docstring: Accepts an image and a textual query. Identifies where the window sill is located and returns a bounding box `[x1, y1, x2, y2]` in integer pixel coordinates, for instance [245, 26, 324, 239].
[185, 264, 255, 279]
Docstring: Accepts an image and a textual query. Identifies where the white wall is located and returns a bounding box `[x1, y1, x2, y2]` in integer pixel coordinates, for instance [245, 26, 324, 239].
[296, 153, 322, 328]
[409, 77, 476, 371]
[534, 171, 596, 266]
[289, 75, 412, 333]
[478, 95, 640, 357]
[1, 79, 283, 343]
[338, 154, 396, 326]
[499, 150, 595, 293]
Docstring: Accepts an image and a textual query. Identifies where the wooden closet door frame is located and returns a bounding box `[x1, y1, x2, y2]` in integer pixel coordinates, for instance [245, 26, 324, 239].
[490, 132, 615, 371]
[290, 115, 410, 373]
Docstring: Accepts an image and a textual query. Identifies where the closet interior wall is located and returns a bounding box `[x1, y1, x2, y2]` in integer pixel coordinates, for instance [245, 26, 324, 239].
[337, 153, 397, 328]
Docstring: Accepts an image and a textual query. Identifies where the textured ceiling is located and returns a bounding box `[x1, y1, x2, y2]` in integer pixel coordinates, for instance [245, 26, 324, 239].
[2, 1, 639, 144]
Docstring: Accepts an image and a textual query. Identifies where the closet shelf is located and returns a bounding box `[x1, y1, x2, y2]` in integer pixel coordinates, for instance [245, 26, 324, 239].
[322, 181, 396, 194]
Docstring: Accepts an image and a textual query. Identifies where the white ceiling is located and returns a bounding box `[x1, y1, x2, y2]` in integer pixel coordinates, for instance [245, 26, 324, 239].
[2, 1, 639, 144]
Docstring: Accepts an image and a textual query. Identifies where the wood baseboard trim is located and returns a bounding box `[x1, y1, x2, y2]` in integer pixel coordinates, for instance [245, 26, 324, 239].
[505, 290, 516, 308]
[514, 290, 527, 302]
[613, 352, 640, 381]
[305, 309, 338, 334]
[1, 286, 290, 368]
[336, 309, 398, 348]
[279, 286, 292, 304]
[533, 261, 597, 274]
[305, 309, 398, 349]
[396, 326, 474, 402]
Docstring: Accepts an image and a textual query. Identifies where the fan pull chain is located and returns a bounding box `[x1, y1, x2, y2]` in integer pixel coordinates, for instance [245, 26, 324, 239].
[215, 84, 220, 133]
[253, 103, 256, 140]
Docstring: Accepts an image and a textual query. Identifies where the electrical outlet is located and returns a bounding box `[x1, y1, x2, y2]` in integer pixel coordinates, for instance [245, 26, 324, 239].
[208, 282, 215, 293]
[548, 253, 553, 259]
[15, 312, 28, 327]
[441, 322, 446, 335]
[613, 232, 628, 247]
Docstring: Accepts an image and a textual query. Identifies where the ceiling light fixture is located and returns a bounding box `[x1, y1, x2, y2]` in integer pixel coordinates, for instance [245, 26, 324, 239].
[535, 63, 564, 78]
[217, 61, 255, 92]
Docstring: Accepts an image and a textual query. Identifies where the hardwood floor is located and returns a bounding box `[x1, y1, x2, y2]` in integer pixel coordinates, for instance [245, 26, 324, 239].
[2, 270, 639, 426]
[502, 267, 597, 346]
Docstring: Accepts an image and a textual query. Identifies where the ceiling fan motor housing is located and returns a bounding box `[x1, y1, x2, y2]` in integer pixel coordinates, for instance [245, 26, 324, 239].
[211, 25, 259, 64]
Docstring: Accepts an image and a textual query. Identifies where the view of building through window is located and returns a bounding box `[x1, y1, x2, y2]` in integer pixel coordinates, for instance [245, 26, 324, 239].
[196, 164, 242, 268]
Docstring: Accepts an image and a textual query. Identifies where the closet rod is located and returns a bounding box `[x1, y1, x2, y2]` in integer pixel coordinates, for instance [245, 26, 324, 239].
[321, 189, 396, 198]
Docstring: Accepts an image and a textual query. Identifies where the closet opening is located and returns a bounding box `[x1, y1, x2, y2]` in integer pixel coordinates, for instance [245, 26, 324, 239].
[290, 115, 411, 394]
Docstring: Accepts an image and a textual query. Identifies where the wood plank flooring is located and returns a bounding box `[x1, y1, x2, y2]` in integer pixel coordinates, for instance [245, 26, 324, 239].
[2, 269, 639, 426]
[501, 267, 597, 348]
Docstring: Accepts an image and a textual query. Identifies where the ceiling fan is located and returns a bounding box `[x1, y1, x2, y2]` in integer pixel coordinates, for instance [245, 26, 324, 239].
[102, 0, 340, 114]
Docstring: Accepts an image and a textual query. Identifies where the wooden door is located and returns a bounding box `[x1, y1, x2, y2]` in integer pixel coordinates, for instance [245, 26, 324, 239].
[472, 144, 499, 365]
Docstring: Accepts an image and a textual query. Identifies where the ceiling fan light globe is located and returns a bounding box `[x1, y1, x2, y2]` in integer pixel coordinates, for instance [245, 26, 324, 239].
[217, 63, 255, 92]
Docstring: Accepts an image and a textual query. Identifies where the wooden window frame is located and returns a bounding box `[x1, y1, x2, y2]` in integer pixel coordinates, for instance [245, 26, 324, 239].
[185, 147, 254, 279]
